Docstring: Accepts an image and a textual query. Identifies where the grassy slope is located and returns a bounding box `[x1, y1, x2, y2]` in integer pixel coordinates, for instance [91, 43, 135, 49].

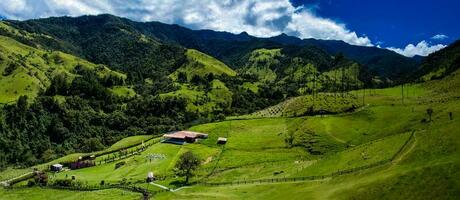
[3, 71, 460, 199]
[156, 70, 460, 199]
[161, 80, 232, 113]
[0, 188, 140, 200]
[0, 135, 154, 182]
[165, 49, 235, 113]
[242, 48, 281, 82]
[3, 77, 459, 199]
[0, 35, 126, 104]
[170, 49, 236, 80]
[234, 93, 360, 119]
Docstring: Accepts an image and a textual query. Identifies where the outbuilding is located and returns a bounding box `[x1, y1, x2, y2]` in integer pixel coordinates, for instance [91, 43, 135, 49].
[163, 131, 208, 145]
[217, 137, 227, 144]
[50, 164, 63, 172]
[146, 172, 155, 183]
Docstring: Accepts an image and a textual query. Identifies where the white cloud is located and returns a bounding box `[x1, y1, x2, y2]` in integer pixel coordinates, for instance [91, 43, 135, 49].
[0, 0, 373, 46]
[387, 40, 446, 57]
[431, 34, 448, 40]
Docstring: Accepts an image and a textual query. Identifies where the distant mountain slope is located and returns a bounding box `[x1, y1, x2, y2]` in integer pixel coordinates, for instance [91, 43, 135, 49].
[3, 14, 418, 84]
[134, 19, 418, 82]
[1, 15, 186, 82]
[268, 34, 419, 81]
[417, 40, 460, 81]
[170, 49, 236, 81]
[0, 35, 125, 104]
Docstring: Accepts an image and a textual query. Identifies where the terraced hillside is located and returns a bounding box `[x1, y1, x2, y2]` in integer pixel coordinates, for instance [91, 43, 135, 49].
[235, 93, 360, 119]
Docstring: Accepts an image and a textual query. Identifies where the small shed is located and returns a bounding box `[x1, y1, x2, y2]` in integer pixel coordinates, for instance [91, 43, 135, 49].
[217, 137, 227, 144]
[50, 164, 63, 172]
[146, 171, 155, 183]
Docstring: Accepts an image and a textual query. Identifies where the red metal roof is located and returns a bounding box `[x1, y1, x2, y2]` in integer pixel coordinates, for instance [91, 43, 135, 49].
[163, 131, 208, 139]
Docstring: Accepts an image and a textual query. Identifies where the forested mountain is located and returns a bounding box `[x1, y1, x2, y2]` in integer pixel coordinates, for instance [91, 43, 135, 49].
[4, 14, 418, 84]
[417, 40, 460, 81]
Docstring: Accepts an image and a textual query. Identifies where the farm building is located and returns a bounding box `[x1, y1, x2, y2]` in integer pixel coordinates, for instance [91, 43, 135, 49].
[217, 137, 227, 144]
[50, 164, 63, 172]
[163, 131, 208, 145]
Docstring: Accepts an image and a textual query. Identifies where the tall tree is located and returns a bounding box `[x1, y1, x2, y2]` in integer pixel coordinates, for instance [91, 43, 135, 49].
[174, 151, 200, 184]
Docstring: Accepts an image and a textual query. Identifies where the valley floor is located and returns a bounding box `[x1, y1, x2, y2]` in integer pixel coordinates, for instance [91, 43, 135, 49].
[1, 84, 460, 200]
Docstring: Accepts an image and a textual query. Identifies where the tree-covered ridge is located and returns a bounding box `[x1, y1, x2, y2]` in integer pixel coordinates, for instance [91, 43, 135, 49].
[417, 40, 460, 81]
[0, 35, 125, 104]
[1, 16, 187, 83]
[3, 14, 419, 85]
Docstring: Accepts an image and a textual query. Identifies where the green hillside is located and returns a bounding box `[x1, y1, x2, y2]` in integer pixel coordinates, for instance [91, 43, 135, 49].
[161, 80, 232, 114]
[242, 48, 281, 82]
[171, 49, 237, 80]
[3, 69, 458, 199]
[418, 40, 460, 81]
[0, 35, 125, 104]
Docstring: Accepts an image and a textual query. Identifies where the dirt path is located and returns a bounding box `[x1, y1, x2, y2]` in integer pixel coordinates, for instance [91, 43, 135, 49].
[390, 131, 418, 167]
[149, 182, 192, 192]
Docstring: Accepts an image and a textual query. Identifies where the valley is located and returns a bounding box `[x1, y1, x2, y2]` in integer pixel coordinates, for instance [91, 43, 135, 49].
[0, 14, 459, 200]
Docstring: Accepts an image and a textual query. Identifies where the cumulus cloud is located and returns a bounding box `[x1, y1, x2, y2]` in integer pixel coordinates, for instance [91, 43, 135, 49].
[431, 34, 448, 40]
[0, 0, 373, 46]
[387, 41, 446, 57]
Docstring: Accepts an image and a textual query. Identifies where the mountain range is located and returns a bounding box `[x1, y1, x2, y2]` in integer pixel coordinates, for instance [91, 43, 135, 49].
[0, 14, 458, 167]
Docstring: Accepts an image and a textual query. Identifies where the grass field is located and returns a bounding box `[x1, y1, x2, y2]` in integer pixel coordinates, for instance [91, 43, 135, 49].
[0, 135, 155, 182]
[3, 69, 460, 199]
[0, 187, 141, 200]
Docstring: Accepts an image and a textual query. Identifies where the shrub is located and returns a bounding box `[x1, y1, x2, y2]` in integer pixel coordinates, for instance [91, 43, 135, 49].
[115, 161, 126, 169]
[53, 179, 72, 187]
[2, 62, 19, 76]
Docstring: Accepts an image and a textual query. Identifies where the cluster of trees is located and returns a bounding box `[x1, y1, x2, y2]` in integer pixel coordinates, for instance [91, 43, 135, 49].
[0, 69, 196, 168]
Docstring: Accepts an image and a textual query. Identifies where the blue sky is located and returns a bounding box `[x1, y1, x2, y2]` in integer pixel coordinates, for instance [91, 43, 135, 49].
[0, 0, 457, 57]
[291, 0, 458, 48]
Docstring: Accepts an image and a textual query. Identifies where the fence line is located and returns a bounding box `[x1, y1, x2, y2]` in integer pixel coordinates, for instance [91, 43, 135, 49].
[1, 137, 161, 185]
[96, 139, 160, 166]
[6, 183, 169, 199]
[200, 131, 416, 187]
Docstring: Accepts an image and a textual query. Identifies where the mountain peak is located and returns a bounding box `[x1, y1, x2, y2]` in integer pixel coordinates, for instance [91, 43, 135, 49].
[239, 31, 249, 36]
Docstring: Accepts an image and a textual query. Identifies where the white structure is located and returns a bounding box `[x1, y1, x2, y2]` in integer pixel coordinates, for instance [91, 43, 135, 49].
[146, 171, 155, 182]
[51, 164, 63, 172]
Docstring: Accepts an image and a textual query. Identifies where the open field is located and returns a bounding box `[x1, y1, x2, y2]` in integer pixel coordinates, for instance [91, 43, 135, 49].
[0, 187, 141, 200]
[2, 69, 460, 199]
[0, 135, 155, 182]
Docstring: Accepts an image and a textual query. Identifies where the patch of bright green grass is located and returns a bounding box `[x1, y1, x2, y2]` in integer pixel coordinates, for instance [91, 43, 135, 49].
[242, 82, 259, 93]
[0, 187, 140, 200]
[106, 135, 153, 151]
[160, 80, 232, 113]
[110, 86, 136, 98]
[170, 49, 236, 80]
[242, 48, 281, 82]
